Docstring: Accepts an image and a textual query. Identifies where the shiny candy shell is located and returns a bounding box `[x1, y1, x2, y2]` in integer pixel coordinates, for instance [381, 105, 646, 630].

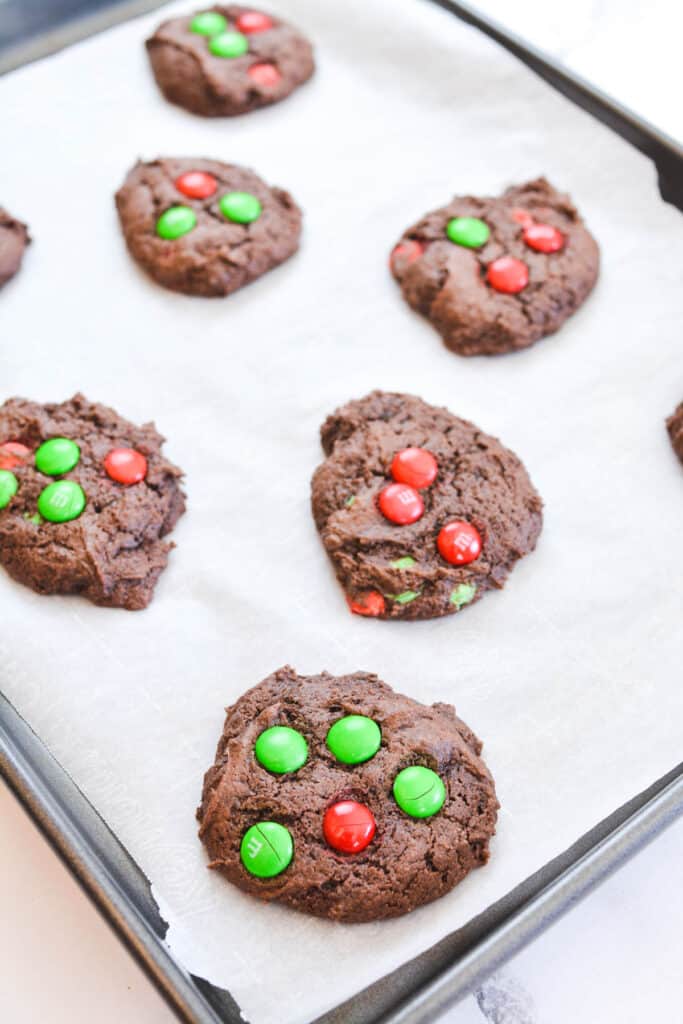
[523, 222, 565, 253]
[208, 30, 249, 58]
[240, 822, 293, 878]
[247, 63, 282, 87]
[393, 766, 446, 818]
[104, 448, 148, 486]
[446, 216, 490, 248]
[323, 801, 376, 854]
[437, 520, 482, 566]
[326, 715, 381, 765]
[35, 437, 80, 476]
[236, 11, 274, 33]
[175, 170, 217, 199]
[0, 470, 19, 509]
[156, 206, 197, 240]
[378, 483, 424, 525]
[347, 591, 385, 617]
[486, 256, 529, 294]
[391, 447, 438, 489]
[254, 726, 308, 774]
[189, 11, 228, 35]
[37, 480, 86, 523]
[0, 441, 31, 470]
[219, 191, 262, 224]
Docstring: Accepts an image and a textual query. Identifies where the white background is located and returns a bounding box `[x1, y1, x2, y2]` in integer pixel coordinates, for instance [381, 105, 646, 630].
[1, 0, 682, 1022]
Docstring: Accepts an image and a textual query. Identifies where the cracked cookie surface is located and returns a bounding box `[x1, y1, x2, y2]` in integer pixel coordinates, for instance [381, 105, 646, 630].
[390, 177, 599, 356]
[0, 207, 30, 289]
[311, 391, 543, 621]
[198, 666, 498, 922]
[146, 6, 314, 117]
[115, 156, 302, 296]
[0, 394, 185, 609]
[667, 402, 683, 466]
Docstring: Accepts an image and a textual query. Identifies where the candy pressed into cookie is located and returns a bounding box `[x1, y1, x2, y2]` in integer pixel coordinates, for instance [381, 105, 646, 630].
[0, 208, 30, 289]
[311, 391, 543, 620]
[0, 394, 185, 609]
[115, 157, 302, 296]
[146, 6, 314, 117]
[667, 403, 683, 465]
[390, 177, 599, 356]
[198, 667, 498, 922]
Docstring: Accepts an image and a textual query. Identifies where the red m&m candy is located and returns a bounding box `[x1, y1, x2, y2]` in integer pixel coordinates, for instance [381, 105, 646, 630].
[390, 239, 424, 274]
[437, 520, 482, 565]
[391, 447, 438, 489]
[379, 483, 424, 525]
[0, 441, 31, 470]
[247, 63, 281, 87]
[523, 222, 564, 254]
[175, 171, 218, 199]
[104, 448, 147, 486]
[486, 256, 529, 294]
[236, 11, 274, 33]
[510, 208, 534, 227]
[323, 801, 376, 854]
[347, 591, 385, 617]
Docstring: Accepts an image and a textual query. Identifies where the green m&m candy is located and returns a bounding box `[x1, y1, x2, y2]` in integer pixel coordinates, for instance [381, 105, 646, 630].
[390, 556, 416, 569]
[37, 481, 86, 523]
[208, 30, 249, 58]
[255, 726, 308, 774]
[156, 206, 197, 240]
[189, 10, 228, 35]
[0, 470, 19, 509]
[35, 437, 80, 476]
[389, 590, 420, 605]
[450, 582, 476, 609]
[326, 715, 381, 765]
[240, 822, 293, 878]
[446, 217, 490, 249]
[393, 766, 446, 818]
[219, 191, 262, 224]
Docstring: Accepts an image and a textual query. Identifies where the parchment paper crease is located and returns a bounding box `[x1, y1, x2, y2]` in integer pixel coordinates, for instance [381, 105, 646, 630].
[0, 1, 681, 1021]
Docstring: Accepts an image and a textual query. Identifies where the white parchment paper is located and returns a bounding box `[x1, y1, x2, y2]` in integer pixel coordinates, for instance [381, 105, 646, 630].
[1, 1, 682, 1021]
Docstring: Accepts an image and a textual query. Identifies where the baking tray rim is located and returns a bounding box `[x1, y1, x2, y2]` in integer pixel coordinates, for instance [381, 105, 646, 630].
[2, 688, 682, 1024]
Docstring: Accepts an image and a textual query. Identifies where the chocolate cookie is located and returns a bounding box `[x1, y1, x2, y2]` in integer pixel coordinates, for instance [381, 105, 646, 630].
[115, 157, 302, 297]
[0, 394, 185, 609]
[311, 391, 543, 620]
[146, 6, 314, 117]
[0, 208, 30, 289]
[390, 177, 599, 356]
[667, 402, 683, 465]
[198, 667, 498, 922]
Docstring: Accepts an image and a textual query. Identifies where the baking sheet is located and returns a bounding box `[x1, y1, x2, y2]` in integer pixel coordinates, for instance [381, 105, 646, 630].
[0, 0, 682, 1021]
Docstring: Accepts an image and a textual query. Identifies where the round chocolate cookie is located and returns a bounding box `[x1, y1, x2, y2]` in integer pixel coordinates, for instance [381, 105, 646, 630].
[198, 666, 498, 922]
[390, 177, 599, 356]
[667, 402, 683, 466]
[0, 208, 30, 289]
[0, 394, 185, 609]
[146, 6, 314, 117]
[115, 157, 302, 296]
[311, 391, 543, 621]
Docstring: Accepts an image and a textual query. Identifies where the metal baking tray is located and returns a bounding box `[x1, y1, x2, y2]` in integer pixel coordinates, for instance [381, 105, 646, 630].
[1, 3, 682, 1022]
